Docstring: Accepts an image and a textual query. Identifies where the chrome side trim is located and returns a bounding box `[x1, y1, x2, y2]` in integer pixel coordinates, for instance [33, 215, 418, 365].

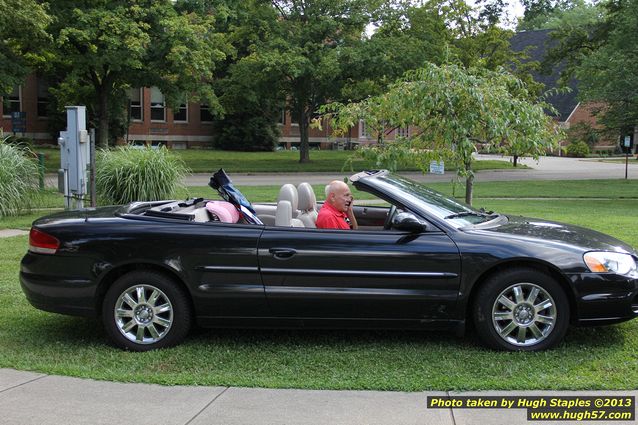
[264, 286, 458, 299]
[258, 249, 425, 257]
[196, 266, 260, 272]
[261, 268, 457, 278]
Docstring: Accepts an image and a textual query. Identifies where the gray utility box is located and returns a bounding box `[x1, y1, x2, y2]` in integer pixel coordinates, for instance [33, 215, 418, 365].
[58, 106, 90, 208]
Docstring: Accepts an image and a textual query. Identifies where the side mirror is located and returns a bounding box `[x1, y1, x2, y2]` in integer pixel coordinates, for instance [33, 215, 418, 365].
[392, 212, 426, 232]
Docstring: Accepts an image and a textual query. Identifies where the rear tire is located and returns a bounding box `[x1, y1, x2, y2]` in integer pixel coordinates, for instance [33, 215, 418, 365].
[473, 268, 569, 351]
[102, 271, 192, 351]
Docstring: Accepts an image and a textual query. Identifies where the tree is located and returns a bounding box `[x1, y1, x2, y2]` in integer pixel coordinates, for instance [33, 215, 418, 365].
[322, 63, 561, 205]
[202, 0, 285, 151]
[237, 0, 372, 162]
[573, 0, 638, 134]
[0, 0, 50, 94]
[43, 0, 229, 147]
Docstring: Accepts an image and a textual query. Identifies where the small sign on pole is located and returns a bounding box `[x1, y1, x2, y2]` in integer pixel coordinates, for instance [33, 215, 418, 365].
[429, 160, 445, 175]
[11, 111, 26, 134]
[621, 133, 634, 180]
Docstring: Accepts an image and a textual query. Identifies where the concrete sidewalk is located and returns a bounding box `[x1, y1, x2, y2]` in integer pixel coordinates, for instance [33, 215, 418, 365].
[1, 369, 636, 425]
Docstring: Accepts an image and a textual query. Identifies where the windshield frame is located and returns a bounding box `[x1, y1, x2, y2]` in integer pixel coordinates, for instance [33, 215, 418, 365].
[352, 171, 504, 231]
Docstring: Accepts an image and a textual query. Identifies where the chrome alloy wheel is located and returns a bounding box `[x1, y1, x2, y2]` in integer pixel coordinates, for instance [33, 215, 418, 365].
[114, 284, 174, 345]
[491, 282, 557, 347]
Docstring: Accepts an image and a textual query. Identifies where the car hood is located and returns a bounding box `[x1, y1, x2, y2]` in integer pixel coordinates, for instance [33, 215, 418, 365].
[469, 215, 637, 256]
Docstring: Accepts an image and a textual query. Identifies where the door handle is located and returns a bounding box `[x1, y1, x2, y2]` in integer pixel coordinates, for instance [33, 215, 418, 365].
[269, 248, 297, 259]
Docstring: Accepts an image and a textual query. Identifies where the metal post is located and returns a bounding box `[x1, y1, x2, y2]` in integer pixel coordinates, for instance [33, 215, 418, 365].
[37, 153, 45, 190]
[90, 128, 96, 207]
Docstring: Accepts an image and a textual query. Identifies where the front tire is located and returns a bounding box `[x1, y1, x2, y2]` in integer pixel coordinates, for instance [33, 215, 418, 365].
[102, 271, 192, 351]
[473, 268, 569, 351]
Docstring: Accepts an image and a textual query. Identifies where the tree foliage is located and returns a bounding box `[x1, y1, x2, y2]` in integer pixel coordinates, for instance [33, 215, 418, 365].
[574, 0, 638, 133]
[234, 0, 373, 162]
[537, 0, 636, 134]
[0, 0, 51, 95]
[43, 0, 230, 147]
[322, 63, 561, 205]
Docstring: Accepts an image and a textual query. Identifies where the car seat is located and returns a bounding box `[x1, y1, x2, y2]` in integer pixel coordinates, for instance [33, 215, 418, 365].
[296, 182, 318, 228]
[275, 200, 304, 227]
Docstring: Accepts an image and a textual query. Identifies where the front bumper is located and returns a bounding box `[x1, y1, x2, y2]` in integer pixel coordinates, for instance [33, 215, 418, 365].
[569, 272, 638, 325]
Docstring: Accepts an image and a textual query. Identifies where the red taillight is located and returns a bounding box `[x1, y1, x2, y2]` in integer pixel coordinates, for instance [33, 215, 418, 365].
[29, 228, 60, 254]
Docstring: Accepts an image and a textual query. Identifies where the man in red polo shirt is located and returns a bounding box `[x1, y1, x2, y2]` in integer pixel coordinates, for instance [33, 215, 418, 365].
[316, 180, 358, 230]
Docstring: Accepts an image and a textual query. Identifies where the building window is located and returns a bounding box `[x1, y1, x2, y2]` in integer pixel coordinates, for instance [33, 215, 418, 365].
[359, 120, 371, 139]
[200, 104, 213, 123]
[173, 103, 188, 122]
[2, 86, 21, 117]
[150, 87, 165, 122]
[129, 88, 143, 121]
[396, 127, 409, 139]
[278, 108, 286, 125]
[37, 80, 49, 118]
[290, 109, 299, 126]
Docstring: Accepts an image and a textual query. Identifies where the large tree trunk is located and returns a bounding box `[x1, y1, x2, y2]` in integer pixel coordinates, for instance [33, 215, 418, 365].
[299, 106, 310, 163]
[97, 88, 109, 148]
[513, 155, 519, 167]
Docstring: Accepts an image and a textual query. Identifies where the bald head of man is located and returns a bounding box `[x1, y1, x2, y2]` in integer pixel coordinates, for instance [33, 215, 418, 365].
[325, 180, 353, 213]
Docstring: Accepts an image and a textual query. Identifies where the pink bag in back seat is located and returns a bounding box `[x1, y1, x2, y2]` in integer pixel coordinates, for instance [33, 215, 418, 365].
[205, 201, 240, 223]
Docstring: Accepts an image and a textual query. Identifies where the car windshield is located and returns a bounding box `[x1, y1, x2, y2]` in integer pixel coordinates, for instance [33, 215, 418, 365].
[372, 174, 499, 227]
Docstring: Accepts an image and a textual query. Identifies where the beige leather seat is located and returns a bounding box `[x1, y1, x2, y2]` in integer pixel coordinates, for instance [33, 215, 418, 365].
[275, 200, 304, 227]
[296, 182, 318, 228]
[260, 184, 301, 226]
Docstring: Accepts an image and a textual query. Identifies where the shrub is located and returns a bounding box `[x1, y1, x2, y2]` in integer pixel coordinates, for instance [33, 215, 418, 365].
[95, 146, 189, 205]
[0, 135, 40, 217]
[212, 113, 279, 151]
[566, 140, 590, 158]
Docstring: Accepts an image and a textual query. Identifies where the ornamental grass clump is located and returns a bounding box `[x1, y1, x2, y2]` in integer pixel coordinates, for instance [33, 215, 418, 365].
[95, 146, 189, 205]
[0, 135, 40, 217]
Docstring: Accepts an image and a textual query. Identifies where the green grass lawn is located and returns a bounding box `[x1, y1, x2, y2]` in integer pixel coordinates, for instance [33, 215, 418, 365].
[35, 146, 522, 173]
[1, 180, 637, 391]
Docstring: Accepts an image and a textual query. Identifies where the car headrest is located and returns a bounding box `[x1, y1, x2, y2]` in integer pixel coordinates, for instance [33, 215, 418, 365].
[277, 184, 298, 211]
[205, 201, 240, 223]
[297, 182, 316, 212]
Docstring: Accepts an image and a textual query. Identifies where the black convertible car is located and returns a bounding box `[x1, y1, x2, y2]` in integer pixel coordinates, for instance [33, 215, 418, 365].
[20, 170, 638, 352]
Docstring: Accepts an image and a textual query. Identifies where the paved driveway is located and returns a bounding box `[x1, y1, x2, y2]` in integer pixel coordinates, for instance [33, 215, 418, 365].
[182, 155, 638, 186]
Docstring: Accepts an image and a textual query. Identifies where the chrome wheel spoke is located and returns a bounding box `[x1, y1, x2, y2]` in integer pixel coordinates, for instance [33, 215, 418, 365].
[148, 290, 161, 306]
[499, 321, 517, 337]
[535, 314, 554, 326]
[122, 293, 137, 309]
[147, 324, 160, 339]
[153, 316, 171, 328]
[534, 299, 553, 313]
[516, 326, 527, 343]
[526, 287, 540, 304]
[494, 311, 513, 321]
[116, 308, 133, 319]
[135, 325, 146, 342]
[529, 323, 543, 339]
[154, 303, 171, 315]
[513, 286, 525, 304]
[136, 286, 147, 304]
[122, 320, 136, 333]
[497, 295, 516, 311]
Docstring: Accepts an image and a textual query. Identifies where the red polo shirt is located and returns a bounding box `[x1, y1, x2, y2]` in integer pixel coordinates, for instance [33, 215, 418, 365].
[316, 202, 350, 230]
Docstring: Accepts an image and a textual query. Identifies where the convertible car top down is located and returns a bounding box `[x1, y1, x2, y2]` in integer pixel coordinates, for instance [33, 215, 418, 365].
[20, 169, 638, 352]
